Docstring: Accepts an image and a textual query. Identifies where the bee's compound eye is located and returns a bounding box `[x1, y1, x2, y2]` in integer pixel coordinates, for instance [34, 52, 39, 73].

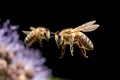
[58, 35, 61, 39]
[44, 32, 46, 36]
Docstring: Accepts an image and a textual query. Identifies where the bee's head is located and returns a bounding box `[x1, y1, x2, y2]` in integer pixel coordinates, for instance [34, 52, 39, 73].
[55, 31, 62, 48]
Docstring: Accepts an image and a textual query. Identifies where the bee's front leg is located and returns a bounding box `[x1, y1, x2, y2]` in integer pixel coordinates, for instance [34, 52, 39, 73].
[59, 44, 66, 59]
[70, 39, 74, 56]
[44, 38, 49, 42]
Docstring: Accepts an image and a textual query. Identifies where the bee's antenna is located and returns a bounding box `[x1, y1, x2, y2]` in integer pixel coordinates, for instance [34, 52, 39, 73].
[50, 35, 54, 38]
[50, 32, 55, 38]
[50, 32, 55, 35]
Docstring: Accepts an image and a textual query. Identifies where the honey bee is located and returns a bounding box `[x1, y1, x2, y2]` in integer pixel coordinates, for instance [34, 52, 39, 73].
[55, 20, 100, 59]
[22, 26, 50, 47]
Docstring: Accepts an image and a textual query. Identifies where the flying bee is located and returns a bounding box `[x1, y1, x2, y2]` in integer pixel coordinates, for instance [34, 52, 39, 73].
[22, 26, 51, 47]
[55, 20, 100, 59]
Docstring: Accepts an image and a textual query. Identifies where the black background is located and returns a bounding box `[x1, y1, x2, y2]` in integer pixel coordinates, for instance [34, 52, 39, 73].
[0, 12, 115, 79]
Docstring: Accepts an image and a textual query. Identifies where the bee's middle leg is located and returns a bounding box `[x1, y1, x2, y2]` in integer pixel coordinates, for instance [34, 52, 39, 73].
[70, 39, 74, 56]
[39, 39, 43, 47]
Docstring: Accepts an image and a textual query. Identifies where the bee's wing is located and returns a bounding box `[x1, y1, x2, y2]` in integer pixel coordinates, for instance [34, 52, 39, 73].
[30, 26, 36, 30]
[22, 31, 31, 35]
[73, 20, 100, 32]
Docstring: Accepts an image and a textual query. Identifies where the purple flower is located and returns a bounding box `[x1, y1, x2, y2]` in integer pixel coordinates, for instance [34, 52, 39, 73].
[0, 19, 52, 80]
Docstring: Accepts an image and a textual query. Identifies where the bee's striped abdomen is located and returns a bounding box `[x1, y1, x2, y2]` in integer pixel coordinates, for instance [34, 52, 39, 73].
[75, 32, 93, 50]
[25, 31, 37, 44]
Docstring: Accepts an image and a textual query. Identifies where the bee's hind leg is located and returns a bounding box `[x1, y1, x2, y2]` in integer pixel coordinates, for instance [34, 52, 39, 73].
[81, 48, 88, 58]
[39, 39, 43, 47]
[76, 41, 88, 58]
[70, 39, 74, 56]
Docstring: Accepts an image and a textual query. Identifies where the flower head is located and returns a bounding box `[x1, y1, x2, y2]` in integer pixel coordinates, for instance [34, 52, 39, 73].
[0, 19, 52, 80]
